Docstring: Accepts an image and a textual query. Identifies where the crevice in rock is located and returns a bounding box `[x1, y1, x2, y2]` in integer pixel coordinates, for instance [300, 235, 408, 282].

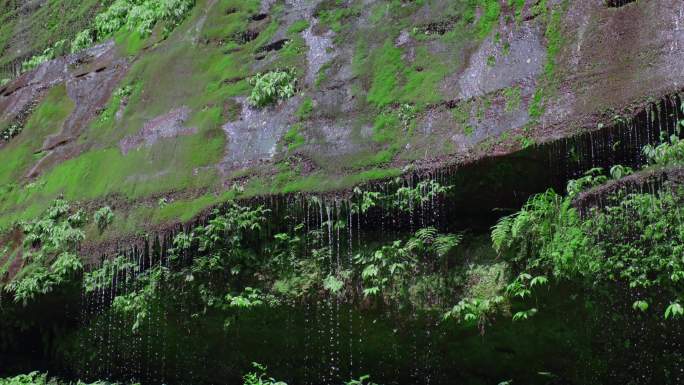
[0, 91, 43, 144]
[257, 39, 290, 53]
[604, 0, 636, 7]
[574, 166, 684, 215]
[232, 29, 260, 45]
[251, 13, 268, 21]
[413, 16, 460, 36]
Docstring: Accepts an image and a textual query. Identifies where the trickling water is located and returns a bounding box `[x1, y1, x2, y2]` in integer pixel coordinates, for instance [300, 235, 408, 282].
[63, 94, 684, 385]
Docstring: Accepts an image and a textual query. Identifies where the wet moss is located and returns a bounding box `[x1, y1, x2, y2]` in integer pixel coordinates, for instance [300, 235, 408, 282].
[284, 124, 306, 151]
[287, 19, 310, 35]
[366, 39, 405, 107]
[0, 84, 75, 228]
[503, 86, 522, 113]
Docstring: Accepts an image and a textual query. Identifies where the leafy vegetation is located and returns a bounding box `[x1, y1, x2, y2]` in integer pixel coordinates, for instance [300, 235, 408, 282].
[1, 124, 22, 142]
[0, 372, 137, 385]
[492, 167, 684, 321]
[248, 70, 298, 107]
[93, 206, 114, 232]
[355, 226, 461, 303]
[21, 40, 67, 73]
[4, 200, 85, 305]
[94, 0, 195, 38]
[642, 133, 684, 167]
[242, 363, 287, 385]
[15, 0, 195, 74]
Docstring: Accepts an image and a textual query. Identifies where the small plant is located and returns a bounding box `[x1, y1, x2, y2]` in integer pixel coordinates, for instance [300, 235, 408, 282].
[21, 40, 65, 73]
[398, 103, 417, 128]
[248, 69, 297, 108]
[1, 124, 22, 141]
[642, 134, 684, 167]
[115, 85, 133, 100]
[345, 375, 380, 385]
[242, 363, 287, 385]
[71, 29, 94, 54]
[158, 197, 168, 208]
[565, 167, 608, 197]
[609, 164, 633, 180]
[94, 206, 114, 232]
[0, 78, 9, 87]
[517, 135, 534, 149]
[665, 302, 684, 319]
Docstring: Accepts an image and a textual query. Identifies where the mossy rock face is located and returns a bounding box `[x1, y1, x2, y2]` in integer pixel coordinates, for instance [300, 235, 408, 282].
[1, 0, 683, 249]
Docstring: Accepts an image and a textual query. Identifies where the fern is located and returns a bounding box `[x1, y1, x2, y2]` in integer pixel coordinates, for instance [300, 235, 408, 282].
[491, 215, 513, 254]
[248, 70, 298, 107]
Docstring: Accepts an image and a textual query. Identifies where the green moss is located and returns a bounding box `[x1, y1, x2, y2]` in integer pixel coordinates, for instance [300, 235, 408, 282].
[474, 95, 492, 122]
[12, 123, 221, 211]
[528, 87, 544, 119]
[115, 29, 147, 56]
[154, 194, 222, 222]
[353, 145, 401, 168]
[352, 39, 369, 78]
[401, 47, 448, 105]
[503, 86, 521, 113]
[0, 84, 74, 187]
[277, 36, 308, 69]
[369, 2, 390, 25]
[372, 113, 401, 143]
[315, 61, 332, 88]
[508, 0, 526, 23]
[284, 124, 306, 151]
[452, 102, 469, 124]
[367, 40, 405, 107]
[317, 5, 361, 33]
[296, 97, 313, 121]
[202, 0, 259, 42]
[287, 19, 310, 34]
[544, 8, 563, 80]
[474, 0, 501, 39]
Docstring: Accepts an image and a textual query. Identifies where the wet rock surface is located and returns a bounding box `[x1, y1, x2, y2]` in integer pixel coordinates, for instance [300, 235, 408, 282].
[0, 0, 683, 248]
[119, 107, 196, 155]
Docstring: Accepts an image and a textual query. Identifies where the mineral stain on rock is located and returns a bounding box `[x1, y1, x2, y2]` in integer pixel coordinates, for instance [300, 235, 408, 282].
[119, 106, 197, 155]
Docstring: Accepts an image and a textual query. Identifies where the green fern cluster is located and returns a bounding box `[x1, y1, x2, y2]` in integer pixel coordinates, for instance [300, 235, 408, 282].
[0, 371, 138, 385]
[491, 178, 684, 320]
[95, 0, 195, 38]
[5, 200, 85, 305]
[355, 227, 462, 301]
[17, 0, 195, 73]
[93, 206, 114, 232]
[107, 204, 276, 331]
[21, 40, 67, 72]
[248, 70, 298, 108]
[642, 133, 684, 167]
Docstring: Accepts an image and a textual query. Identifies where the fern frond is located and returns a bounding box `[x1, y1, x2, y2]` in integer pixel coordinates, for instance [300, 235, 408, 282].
[491, 215, 514, 254]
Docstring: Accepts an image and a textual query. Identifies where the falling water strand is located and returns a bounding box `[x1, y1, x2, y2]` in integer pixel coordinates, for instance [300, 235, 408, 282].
[347, 206, 354, 380]
[326, 203, 337, 384]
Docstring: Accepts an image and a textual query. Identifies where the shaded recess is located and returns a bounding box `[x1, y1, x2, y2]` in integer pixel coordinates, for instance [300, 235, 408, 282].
[605, 0, 637, 7]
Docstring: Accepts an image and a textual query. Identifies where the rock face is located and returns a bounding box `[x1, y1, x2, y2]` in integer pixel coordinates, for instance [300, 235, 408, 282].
[0, 0, 683, 246]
